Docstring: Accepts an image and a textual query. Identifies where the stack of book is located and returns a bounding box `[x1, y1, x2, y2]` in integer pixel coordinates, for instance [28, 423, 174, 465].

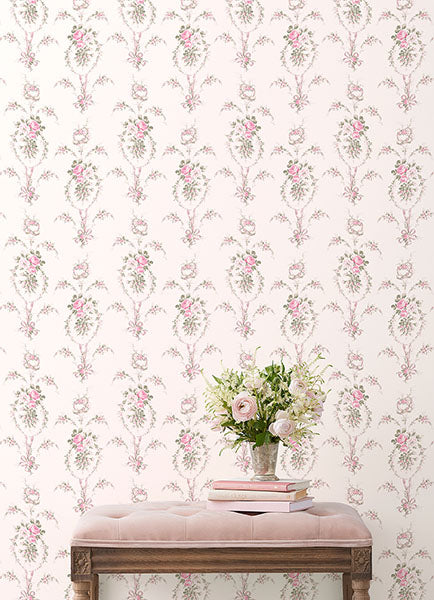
[206, 478, 312, 513]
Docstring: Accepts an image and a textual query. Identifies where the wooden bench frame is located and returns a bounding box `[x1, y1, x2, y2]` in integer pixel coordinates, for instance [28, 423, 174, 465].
[71, 545, 372, 599]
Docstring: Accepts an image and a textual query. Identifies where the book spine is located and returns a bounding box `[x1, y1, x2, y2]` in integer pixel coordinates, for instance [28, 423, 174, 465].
[212, 480, 299, 491]
[208, 489, 306, 501]
[206, 499, 313, 513]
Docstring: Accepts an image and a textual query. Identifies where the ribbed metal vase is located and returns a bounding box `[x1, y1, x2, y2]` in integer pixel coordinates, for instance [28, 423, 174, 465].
[249, 442, 279, 481]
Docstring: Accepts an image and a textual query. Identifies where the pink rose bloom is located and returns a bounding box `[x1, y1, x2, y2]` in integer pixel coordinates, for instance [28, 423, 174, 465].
[180, 573, 191, 580]
[396, 30, 407, 41]
[352, 389, 364, 401]
[73, 164, 84, 176]
[396, 298, 407, 310]
[353, 254, 363, 266]
[400, 444, 408, 452]
[400, 310, 408, 318]
[181, 433, 192, 445]
[269, 411, 295, 440]
[137, 390, 148, 400]
[396, 164, 407, 175]
[184, 444, 192, 452]
[136, 265, 144, 274]
[28, 400, 36, 408]
[29, 389, 40, 400]
[232, 392, 257, 422]
[245, 120, 256, 131]
[137, 255, 148, 266]
[136, 120, 148, 131]
[397, 568, 408, 579]
[181, 30, 192, 40]
[288, 299, 300, 310]
[73, 433, 84, 445]
[136, 399, 144, 408]
[292, 174, 300, 182]
[288, 164, 299, 176]
[181, 164, 192, 176]
[29, 120, 40, 131]
[292, 310, 300, 317]
[184, 309, 192, 317]
[353, 120, 364, 132]
[397, 433, 408, 445]
[73, 299, 84, 310]
[29, 524, 40, 535]
[73, 30, 84, 41]
[181, 299, 192, 311]
[288, 30, 300, 41]
[29, 255, 40, 265]
[245, 255, 256, 266]
[352, 399, 360, 408]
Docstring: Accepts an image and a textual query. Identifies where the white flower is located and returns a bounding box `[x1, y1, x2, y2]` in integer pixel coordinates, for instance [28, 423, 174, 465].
[209, 408, 227, 431]
[275, 410, 291, 420]
[232, 391, 258, 422]
[245, 377, 264, 390]
[289, 379, 307, 397]
[307, 389, 326, 402]
[269, 411, 295, 440]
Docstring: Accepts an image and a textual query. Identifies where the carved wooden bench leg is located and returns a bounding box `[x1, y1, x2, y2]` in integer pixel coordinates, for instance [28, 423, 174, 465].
[342, 573, 352, 600]
[91, 575, 99, 600]
[352, 579, 370, 599]
[73, 581, 91, 600]
[350, 546, 372, 600]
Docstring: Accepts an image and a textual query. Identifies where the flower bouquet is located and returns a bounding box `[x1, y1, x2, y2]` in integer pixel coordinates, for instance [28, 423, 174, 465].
[204, 357, 328, 479]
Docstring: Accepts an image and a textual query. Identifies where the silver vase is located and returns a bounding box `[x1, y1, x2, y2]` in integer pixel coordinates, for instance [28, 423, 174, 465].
[248, 442, 279, 481]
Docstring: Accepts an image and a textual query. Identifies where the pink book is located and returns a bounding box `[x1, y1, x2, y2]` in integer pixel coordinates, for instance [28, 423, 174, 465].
[206, 497, 314, 513]
[212, 479, 310, 492]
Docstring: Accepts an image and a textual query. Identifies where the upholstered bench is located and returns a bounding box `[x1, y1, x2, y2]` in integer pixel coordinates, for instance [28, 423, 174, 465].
[70, 501, 372, 600]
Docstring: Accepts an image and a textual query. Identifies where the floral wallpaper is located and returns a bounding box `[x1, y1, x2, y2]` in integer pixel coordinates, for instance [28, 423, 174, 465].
[0, 0, 433, 599]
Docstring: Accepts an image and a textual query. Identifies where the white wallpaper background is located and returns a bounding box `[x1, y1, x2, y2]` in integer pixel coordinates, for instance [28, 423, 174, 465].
[0, 0, 433, 599]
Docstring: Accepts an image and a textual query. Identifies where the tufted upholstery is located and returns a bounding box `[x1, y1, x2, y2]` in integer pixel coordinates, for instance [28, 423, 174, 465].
[70, 501, 372, 548]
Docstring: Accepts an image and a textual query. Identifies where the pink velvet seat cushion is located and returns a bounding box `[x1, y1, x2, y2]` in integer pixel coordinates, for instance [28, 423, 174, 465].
[71, 501, 372, 548]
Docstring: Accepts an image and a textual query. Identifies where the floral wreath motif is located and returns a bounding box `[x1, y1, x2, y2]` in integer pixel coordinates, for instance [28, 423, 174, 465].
[173, 25, 209, 76]
[66, 26, 100, 71]
[390, 26, 423, 73]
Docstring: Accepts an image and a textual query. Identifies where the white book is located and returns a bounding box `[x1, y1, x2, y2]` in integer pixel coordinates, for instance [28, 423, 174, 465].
[206, 497, 314, 513]
[208, 488, 308, 502]
[212, 478, 310, 492]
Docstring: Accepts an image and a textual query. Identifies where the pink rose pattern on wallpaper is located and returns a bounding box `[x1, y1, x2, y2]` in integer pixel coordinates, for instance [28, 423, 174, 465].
[0, 1, 433, 600]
